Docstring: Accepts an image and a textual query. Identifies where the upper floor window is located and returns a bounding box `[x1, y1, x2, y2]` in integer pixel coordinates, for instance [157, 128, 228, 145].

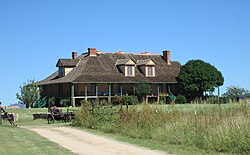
[146, 66, 155, 77]
[126, 66, 135, 76]
[59, 68, 65, 77]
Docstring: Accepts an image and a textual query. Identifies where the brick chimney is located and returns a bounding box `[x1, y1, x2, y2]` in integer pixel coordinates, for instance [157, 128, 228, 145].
[72, 52, 78, 59]
[88, 48, 96, 56]
[163, 50, 171, 65]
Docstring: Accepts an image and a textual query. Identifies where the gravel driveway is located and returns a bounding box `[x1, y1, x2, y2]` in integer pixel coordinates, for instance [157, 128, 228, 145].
[22, 126, 168, 155]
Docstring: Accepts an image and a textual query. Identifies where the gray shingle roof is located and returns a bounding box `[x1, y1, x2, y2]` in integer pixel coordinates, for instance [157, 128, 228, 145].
[37, 52, 181, 85]
[56, 59, 80, 67]
[116, 58, 134, 66]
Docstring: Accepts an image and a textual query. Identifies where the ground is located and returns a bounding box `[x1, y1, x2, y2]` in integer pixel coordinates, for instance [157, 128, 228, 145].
[22, 126, 168, 155]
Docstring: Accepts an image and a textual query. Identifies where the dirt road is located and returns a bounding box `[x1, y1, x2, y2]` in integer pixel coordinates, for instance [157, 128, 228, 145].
[22, 126, 168, 155]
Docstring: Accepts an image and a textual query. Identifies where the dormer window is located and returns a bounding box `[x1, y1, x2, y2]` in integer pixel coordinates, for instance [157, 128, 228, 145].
[59, 68, 65, 77]
[146, 66, 155, 77]
[137, 59, 156, 77]
[116, 58, 136, 77]
[56, 58, 80, 77]
[125, 65, 135, 76]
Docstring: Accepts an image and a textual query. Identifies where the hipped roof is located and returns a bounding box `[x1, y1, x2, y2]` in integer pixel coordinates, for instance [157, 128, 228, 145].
[37, 52, 181, 85]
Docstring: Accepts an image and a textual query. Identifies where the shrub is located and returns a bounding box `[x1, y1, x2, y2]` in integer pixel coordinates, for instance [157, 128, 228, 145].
[48, 97, 56, 107]
[112, 96, 122, 105]
[175, 95, 187, 104]
[59, 99, 70, 107]
[122, 96, 139, 105]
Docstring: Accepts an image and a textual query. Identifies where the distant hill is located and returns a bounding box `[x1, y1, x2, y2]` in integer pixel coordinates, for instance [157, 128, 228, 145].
[8, 103, 26, 108]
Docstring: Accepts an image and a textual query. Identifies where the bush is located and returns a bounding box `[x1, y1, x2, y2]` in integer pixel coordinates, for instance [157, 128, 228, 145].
[59, 99, 70, 107]
[175, 95, 187, 104]
[121, 96, 139, 105]
[48, 97, 56, 107]
[112, 96, 123, 105]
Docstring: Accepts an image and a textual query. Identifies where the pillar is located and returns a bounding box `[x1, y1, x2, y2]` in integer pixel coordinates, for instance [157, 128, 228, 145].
[85, 84, 88, 102]
[96, 84, 98, 96]
[71, 83, 75, 107]
[120, 84, 123, 96]
[108, 83, 111, 103]
[157, 85, 160, 103]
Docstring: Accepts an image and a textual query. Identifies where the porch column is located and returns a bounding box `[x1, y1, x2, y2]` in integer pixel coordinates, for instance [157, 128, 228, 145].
[71, 83, 75, 107]
[96, 84, 98, 96]
[85, 84, 87, 102]
[108, 83, 111, 103]
[120, 84, 123, 96]
[157, 84, 160, 103]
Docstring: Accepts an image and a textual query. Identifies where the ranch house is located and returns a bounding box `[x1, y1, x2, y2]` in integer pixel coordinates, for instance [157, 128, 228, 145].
[37, 48, 181, 106]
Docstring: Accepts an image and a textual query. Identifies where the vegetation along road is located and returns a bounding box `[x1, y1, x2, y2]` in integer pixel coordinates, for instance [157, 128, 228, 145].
[22, 126, 168, 155]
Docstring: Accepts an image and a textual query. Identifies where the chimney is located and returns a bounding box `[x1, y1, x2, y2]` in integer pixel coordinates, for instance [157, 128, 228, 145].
[88, 48, 96, 56]
[163, 50, 171, 65]
[72, 52, 78, 59]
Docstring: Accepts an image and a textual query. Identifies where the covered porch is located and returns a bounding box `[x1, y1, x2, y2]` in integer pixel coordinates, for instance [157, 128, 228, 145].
[71, 82, 177, 107]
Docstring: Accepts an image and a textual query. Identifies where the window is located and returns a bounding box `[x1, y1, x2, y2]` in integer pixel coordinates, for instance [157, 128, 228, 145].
[127, 66, 133, 76]
[59, 68, 65, 77]
[147, 66, 155, 76]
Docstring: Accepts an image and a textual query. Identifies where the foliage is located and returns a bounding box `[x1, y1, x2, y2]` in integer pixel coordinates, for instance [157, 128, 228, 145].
[59, 99, 70, 107]
[178, 60, 224, 100]
[73, 103, 250, 154]
[222, 86, 250, 100]
[112, 96, 123, 105]
[48, 97, 56, 107]
[175, 95, 187, 104]
[121, 96, 139, 105]
[135, 83, 152, 102]
[16, 79, 41, 108]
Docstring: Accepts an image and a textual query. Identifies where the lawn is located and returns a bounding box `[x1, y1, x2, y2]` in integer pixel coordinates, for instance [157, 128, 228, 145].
[0, 107, 76, 155]
[1, 104, 249, 155]
[0, 126, 75, 155]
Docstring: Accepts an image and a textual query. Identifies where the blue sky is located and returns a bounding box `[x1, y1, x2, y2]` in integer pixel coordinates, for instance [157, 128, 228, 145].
[0, 0, 249, 105]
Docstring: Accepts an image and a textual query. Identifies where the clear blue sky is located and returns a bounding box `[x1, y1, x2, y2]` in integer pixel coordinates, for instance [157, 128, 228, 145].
[0, 0, 249, 105]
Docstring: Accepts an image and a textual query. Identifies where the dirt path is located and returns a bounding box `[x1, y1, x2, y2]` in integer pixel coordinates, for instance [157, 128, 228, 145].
[22, 126, 168, 155]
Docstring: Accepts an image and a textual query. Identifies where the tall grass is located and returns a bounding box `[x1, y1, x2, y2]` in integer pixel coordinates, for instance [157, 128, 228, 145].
[73, 102, 250, 154]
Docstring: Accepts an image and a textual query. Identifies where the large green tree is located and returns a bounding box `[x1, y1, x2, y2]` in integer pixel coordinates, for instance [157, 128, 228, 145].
[16, 79, 41, 108]
[178, 60, 224, 100]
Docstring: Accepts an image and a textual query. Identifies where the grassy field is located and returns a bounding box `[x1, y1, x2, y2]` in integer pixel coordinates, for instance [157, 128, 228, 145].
[0, 107, 75, 155]
[73, 102, 250, 155]
[0, 126, 75, 155]
[1, 104, 249, 155]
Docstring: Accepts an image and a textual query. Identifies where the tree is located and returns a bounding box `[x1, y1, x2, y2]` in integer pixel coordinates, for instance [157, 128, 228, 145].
[16, 79, 41, 108]
[178, 59, 224, 100]
[222, 86, 249, 100]
[135, 83, 152, 102]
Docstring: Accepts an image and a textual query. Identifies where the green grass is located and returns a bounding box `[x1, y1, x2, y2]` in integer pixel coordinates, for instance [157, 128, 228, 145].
[2, 104, 249, 155]
[0, 126, 75, 155]
[73, 102, 250, 154]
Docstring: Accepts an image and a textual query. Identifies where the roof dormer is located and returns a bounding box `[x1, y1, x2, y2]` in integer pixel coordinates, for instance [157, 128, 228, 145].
[116, 58, 136, 77]
[137, 59, 156, 77]
[56, 58, 80, 77]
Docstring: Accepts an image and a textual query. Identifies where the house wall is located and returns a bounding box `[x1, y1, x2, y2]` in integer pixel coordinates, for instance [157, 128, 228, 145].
[41, 83, 70, 98]
[64, 67, 73, 75]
